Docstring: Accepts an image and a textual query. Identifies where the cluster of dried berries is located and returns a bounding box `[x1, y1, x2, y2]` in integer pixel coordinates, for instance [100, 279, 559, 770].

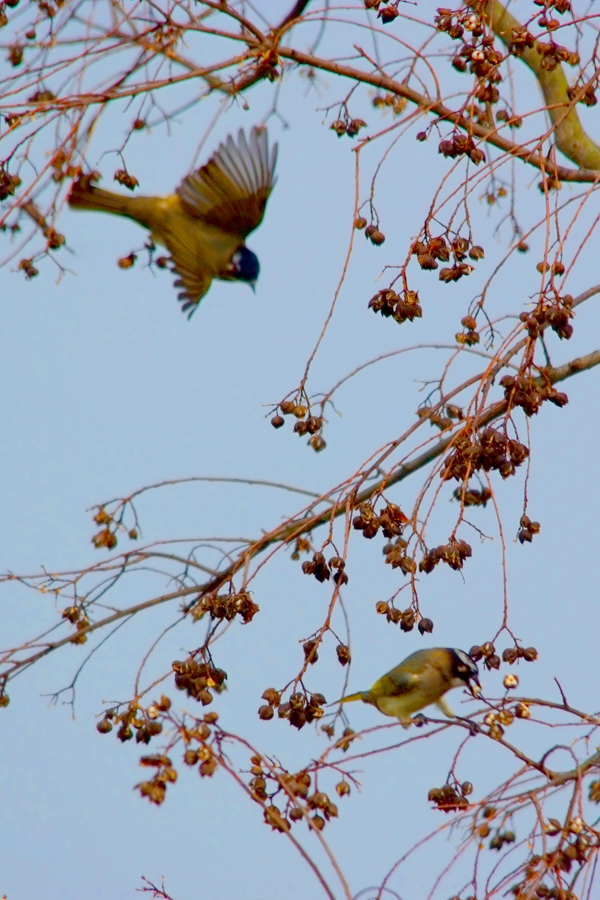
[475, 805, 498, 838]
[518, 514, 541, 544]
[271, 400, 325, 452]
[420, 538, 472, 573]
[91, 506, 136, 551]
[470, 642, 538, 671]
[257, 687, 280, 720]
[353, 501, 409, 540]
[501, 373, 568, 417]
[372, 92, 406, 115]
[412, 234, 484, 284]
[452, 39, 504, 97]
[519, 296, 574, 341]
[456, 314, 480, 345]
[484, 708, 516, 739]
[382, 537, 416, 576]
[256, 766, 344, 834]
[61, 605, 90, 644]
[375, 600, 431, 633]
[428, 781, 472, 812]
[18, 258, 39, 279]
[453, 485, 492, 506]
[441, 426, 529, 482]
[495, 107, 522, 128]
[290, 536, 312, 561]
[190, 589, 259, 624]
[567, 81, 597, 107]
[8, 43, 23, 66]
[0, 167, 20, 201]
[114, 169, 139, 190]
[418, 402, 464, 431]
[182, 718, 220, 777]
[29, 89, 55, 103]
[354, 216, 386, 245]
[261, 690, 327, 730]
[489, 829, 516, 850]
[97, 696, 170, 744]
[436, 7, 507, 105]
[136, 754, 177, 805]
[172, 658, 226, 705]
[368, 287, 422, 324]
[534, 0, 572, 20]
[303, 551, 338, 583]
[590, 781, 600, 803]
[502, 644, 539, 664]
[302, 638, 320, 665]
[330, 116, 367, 138]
[377, 3, 398, 23]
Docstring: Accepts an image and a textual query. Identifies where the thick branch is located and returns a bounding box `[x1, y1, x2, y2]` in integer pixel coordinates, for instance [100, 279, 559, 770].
[5, 343, 600, 676]
[276, 47, 600, 183]
[489, 0, 600, 170]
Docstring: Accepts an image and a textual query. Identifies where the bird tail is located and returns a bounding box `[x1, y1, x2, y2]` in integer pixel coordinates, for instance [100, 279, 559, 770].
[337, 692, 365, 704]
[68, 178, 137, 218]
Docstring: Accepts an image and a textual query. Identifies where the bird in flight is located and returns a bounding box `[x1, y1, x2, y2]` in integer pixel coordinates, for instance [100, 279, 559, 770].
[68, 126, 278, 318]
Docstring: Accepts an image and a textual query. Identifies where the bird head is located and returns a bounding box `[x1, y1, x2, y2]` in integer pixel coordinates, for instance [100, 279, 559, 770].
[228, 246, 260, 289]
[449, 648, 481, 696]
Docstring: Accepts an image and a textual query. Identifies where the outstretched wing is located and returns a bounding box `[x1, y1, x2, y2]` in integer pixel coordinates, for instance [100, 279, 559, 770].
[158, 223, 213, 318]
[176, 127, 278, 238]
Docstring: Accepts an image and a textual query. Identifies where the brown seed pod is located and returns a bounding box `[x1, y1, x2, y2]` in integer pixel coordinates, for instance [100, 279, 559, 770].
[336, 644, 351, 666]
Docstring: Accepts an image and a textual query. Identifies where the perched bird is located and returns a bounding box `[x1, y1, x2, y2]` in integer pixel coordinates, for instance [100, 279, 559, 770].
[68, 126, 278, 318]
[338, 648, 481, 728]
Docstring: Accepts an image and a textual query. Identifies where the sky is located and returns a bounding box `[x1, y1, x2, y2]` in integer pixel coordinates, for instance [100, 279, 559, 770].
[2, 3, 600, 900]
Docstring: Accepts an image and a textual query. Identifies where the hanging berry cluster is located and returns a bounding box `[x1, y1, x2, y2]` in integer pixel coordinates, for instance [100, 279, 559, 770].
[302, 552, 348, 585]
[368, 288, 422, 324]
[189, 589, 259, 624]
[441, 426, 529, 482]
[172, 658, 227, 705]
[500, 373, 568, 417]
[412, 234, 484, 283]
[271, 400, 325, 452]
[258, 688, 327, 730]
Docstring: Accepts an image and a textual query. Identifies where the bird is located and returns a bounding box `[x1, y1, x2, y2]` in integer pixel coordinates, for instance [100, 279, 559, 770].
[338, 647, 481, 728]
[68, 126, 278, 318]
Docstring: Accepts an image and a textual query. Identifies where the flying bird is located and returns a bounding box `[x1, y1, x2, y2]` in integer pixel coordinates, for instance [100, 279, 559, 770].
[68, 127, 278, 318]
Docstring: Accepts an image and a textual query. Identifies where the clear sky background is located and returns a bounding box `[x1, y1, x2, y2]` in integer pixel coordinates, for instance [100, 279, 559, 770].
[2, 4, 600, 899]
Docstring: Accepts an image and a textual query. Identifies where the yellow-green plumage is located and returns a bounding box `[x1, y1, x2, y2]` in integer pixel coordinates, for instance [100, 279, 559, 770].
[68, 127, 277, 317]
[338, 648, 480, 729]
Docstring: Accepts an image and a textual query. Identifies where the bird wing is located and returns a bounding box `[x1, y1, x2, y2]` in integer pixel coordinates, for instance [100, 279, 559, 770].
[176, 127, 278, 238]
[157, 221, 213, 318]
[170, 257, 212, 319]
[370, 670, 419, 697]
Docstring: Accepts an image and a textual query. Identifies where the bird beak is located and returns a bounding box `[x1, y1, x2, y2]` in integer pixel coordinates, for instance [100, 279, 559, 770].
[469, 677, 482, 697]
[249, 281, 256, 294]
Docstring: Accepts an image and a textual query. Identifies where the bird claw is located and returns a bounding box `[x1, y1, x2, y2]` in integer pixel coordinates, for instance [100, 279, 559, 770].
[411, 713, 428, 728]
[458, 717, 480, 736]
